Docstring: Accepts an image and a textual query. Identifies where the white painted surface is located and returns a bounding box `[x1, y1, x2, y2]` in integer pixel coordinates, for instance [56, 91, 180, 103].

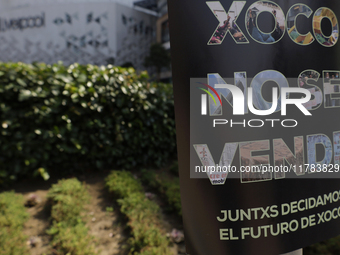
[0, 0, 136, 9]
[0, 1, 156, 69]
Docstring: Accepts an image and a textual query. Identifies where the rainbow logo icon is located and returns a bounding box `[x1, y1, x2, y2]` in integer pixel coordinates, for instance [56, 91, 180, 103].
[197, 82, 222, 106]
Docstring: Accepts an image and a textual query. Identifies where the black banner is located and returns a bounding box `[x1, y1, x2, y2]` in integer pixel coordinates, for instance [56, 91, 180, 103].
[168, 0, 340, 254]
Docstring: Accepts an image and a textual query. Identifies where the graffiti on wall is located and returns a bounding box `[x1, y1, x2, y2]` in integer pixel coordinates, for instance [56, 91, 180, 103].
[0, 13, 45, 32]
[54, 11, 112, 65]
[115, 10, 155, 69]
[0, 4, 156, 70]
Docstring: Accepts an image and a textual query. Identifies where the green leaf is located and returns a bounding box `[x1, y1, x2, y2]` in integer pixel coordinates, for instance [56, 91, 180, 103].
[16, 78, 27, 86]
[38, 168, 50, 180]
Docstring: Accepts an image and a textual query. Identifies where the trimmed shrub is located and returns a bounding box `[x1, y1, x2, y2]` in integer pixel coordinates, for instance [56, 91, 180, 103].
[106, 170, 144, 198]
[0, 192, 29, 255]
[0, 62, 176, 182]
[47, 178, 97, 255]
[106, 171, 172, 255]
[48, 222, 96, 255]
[141, 169, 181, 216]
[47, 178, 90, 225]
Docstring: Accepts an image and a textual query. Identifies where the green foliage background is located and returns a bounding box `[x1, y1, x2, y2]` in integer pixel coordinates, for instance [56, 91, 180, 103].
[0, 62, 176, 183]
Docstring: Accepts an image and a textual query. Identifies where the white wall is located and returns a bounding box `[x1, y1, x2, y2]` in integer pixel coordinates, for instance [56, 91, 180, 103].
[115, 3, 156, 68]
[0, 0, 136, 9]
[0, 1, 156, 69]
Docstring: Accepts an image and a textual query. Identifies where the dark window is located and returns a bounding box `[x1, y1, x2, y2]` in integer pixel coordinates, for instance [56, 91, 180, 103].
[161, 19, 170, 43]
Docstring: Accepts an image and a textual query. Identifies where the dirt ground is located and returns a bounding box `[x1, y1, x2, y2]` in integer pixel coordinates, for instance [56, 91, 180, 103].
[4, 171, 185, 255]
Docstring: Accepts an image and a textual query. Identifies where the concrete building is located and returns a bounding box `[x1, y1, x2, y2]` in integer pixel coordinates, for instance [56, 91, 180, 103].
[134, 0, 171, 81]
[0, 0, 157, 69]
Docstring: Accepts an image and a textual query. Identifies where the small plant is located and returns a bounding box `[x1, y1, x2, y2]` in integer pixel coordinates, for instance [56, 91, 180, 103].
[48, 221, 95, 255]
[106, 206, 114, 212]
[48, 178, 90, 224]
[141, 169, 182, 216]
[162, 179, 181, 216]
[106, 171, 143, 198]
[0, 191, 29, 255]
[47, 178, 97, 255]
[106, 170, 172, 255]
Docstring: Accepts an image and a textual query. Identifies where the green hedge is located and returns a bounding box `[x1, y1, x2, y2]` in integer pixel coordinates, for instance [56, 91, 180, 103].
[0, 62, 176, 182]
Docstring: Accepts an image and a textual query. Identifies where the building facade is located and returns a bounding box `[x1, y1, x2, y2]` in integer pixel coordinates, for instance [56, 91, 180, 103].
[134, 0, 171, 81]
[0, 0, 157, 69]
